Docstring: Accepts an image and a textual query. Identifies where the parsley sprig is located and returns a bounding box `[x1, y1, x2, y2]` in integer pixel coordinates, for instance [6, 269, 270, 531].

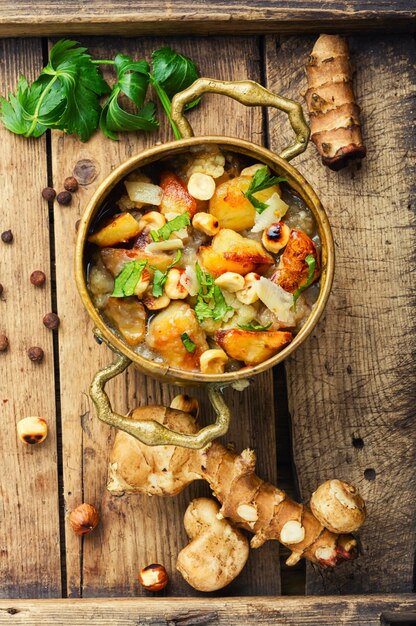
[237, 322, 272, 331]
[150, 212, 190, 242]
[244, 166, 287, 214]
[194, 263, 233, 323]
[293, 254, 316, 309]
[112, 260, 147, 298]
[181, 332, 196, 353]
[151, 250, 182, 297]
[0, 41, 200, 142]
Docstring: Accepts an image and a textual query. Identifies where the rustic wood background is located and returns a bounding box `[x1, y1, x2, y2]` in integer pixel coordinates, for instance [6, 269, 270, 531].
[0, 25, 414, 624]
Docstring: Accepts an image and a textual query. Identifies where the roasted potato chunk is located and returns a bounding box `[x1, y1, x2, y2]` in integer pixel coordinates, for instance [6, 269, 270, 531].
[198, 229, 274, 277]
[160, 171, 197, 217]
[272, 229, 320, 293]
[101, 248, 173, 277]
[215, 328, 292, 365]
[146, 302, 209, 371]
[103, 297, 146, 346]
[88, 213, 141, 247]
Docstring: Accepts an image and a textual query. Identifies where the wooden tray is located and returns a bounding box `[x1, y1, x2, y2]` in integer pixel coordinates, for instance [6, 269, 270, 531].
[0, 12, 414, 625]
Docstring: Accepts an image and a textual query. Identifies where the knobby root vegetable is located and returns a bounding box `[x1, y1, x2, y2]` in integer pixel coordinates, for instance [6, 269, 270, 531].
[177, 498, 249, 592]
[305, 34, 366, 170]
[108, 396, 365, 578]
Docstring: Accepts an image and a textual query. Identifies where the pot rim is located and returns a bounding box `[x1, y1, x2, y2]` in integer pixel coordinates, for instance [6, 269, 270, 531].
[75, 135, 334, 384]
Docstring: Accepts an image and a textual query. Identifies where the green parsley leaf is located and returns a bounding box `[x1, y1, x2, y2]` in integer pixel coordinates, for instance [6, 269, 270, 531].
[150, 212, 190, 242]
[151, 249, 182, 297]
[100, 54, 159, 140]
[292, 254, 316, 309]
[194, 263, 233, 323]
[180, 332, 196, 353]
[112, 260, 147, 297]
[237, 322, 272, 331]
[244, 166, 287, 214]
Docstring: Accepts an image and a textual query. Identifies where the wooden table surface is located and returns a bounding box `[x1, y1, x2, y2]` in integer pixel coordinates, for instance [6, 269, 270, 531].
[0, 24, 415, 626]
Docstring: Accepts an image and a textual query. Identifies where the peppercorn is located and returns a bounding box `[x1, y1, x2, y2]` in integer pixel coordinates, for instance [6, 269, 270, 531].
[64, 176, 79, 193]
[56, 191, 72, 206]
[1, 230, 13, 244]
[43, 312, 60, 330]
[42, 187, 56, 202]
[27, 346, 44, 362]
[30, 270, 46, 287]
[0, 335, 9, 352]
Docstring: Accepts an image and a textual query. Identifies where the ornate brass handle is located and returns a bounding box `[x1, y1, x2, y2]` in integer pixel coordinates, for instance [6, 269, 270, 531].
[171, 77, 310, 161]
[89, 339, 231, 449]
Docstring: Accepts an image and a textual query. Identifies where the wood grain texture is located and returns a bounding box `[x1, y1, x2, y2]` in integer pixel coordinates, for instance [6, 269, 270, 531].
[0, 596, 415, 625]
[0, 1, 414, 36]
[51, 36, 280, 598]
[0, 39, 61, 598]
[264, 34, 416, 593]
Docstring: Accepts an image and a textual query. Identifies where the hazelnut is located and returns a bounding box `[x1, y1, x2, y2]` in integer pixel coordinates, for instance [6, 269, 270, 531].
[43, 312, 60, 330]
[41, 187, 56, 201]
[17, 416, 48, 445]
[27, 346, 44, 362]
[139, 564, 169, 592]
[30, 270, 46, 287]
[64, 176, 79, 192]
[1, 230, 13, 244]
[0, 334, 9, 352]
[69, 503, 100, 535]
[56, 191, 72, 206]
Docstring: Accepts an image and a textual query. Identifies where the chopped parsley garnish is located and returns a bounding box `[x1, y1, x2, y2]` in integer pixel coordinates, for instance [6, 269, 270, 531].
[150, 212, 190, 242]
[150, 249, 182, 297]
[293, 254, 316, 309]
[244, 166, 287, 214]
[237, 322, 272, 331]
[112, 260, 148, 297]
[180, 332, 196, 353]
[194, 263, 233, 323]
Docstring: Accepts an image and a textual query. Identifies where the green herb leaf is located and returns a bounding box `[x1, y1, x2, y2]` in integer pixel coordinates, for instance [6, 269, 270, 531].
[181, 332, 196, 353]
[112, 260, 147, 297]
[292, 254, 316, 309]
[244, 166, 287, 214]
[150, 249, 182, 297]
[100, 54, 159, 140]
[194, 263, 233, 323]
[237, 322, 272, 331]
[150, 212, 190, 242]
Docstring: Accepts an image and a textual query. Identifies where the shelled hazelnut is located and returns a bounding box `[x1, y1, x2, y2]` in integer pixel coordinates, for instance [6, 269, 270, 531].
[41, 187, 56, 202]
[17, 416, 48, 445]
[64, 176, 79, 192]
[27, 346, 44, 363]
[56, 191, 72, 206]
[43, 312, 60, 330]
[30, 270, 46, 287]
[69, 503, 100, 535]
[139, 564, 169, 592]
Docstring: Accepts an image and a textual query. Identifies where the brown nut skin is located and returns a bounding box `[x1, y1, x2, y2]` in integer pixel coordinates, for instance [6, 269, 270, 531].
[310, 479, 366, 534]
[69, 503, 100, 536]
[27, 346, 44, 362]
[0, 334, 9, 352]
[64, 176, 79, 192]
[43, 312, 60, 330]
[30, 270, 46, 287]
[41, 187, 56, 201]
[17, 416, 48, 445]
[139, 564, 169, 592]
[56, 191, 72, 206]
[1, 230, 13, 244]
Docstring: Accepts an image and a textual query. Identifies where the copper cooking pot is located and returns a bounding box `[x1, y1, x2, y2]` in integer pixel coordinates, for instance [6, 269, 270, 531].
[75, 78, 334, 449]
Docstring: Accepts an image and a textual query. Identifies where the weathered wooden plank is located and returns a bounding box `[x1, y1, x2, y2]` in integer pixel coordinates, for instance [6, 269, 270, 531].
[264, 34, 416, 593]
[0, 596, 415, 625]
[51, 35, 280, 597]
[0, 1, 414, 36]
[0, 39, 61, 597]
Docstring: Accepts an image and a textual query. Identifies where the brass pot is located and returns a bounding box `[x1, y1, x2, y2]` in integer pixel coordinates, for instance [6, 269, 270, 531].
[75, 78, 334, 449]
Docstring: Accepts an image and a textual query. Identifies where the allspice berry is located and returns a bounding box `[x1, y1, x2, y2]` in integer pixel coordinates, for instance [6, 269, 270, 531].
[30, 270, 46, 287]
[56, 191, 72, 206]
[17, 416, 48, 445]
[69, 503, 100, 535]
[1, 230, 13, 244]
[42, 187, 56, 202]
[43, 312, 60, 330]
[139, 564, 169, 592]
[64, 176, 79, 192]
[27, 346, 44, 363]
[0, 334, 9, 352]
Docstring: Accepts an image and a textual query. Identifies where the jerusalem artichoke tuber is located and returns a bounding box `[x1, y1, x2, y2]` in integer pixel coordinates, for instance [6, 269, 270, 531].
[305, 34, 366, 170]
